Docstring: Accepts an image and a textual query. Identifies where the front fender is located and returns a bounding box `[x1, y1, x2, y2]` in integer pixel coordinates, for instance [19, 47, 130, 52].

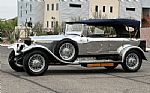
[8, 43, 26, 56]
[117, 44, 147, 62]
[21, 44, 71, 64]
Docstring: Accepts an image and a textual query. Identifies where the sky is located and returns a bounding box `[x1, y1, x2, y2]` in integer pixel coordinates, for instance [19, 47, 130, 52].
[0, 0, 17, 19]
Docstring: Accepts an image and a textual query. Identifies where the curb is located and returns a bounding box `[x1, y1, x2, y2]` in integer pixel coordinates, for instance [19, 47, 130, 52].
[0, 44, 10, 47]
[146, 48, 150, 51]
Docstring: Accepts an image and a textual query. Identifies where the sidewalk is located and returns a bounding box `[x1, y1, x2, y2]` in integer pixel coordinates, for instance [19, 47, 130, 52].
[147, 48, 150, 51]
[0, 44, 9, 47]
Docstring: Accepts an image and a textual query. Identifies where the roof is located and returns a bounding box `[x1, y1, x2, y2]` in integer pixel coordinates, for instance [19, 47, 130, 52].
[66, 19, 140, 28]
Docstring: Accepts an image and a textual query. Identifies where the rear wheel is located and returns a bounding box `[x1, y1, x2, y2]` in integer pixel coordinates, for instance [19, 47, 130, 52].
[23, 50, 48, 76]
[8, 50, 24, 72]
[122, 50, 142, 72]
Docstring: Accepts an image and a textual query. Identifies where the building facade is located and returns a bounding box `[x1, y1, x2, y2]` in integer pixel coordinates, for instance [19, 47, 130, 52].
[141, 0, 150, 27]
[18, 0, 44, 27]
[88, 0, 142, 21]
[142, 0, 150, 16]
[18, 0, 143, 29]
[88, 0, 119, 19]
[44, 0, 89, 29]
[119, 0, 142, 21]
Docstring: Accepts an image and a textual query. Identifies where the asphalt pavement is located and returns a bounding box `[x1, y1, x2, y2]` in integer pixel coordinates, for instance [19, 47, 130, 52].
[1, 46, 150, 93]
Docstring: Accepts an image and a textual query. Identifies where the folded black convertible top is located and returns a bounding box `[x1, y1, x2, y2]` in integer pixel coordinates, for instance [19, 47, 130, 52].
[66, 19, 140, 28]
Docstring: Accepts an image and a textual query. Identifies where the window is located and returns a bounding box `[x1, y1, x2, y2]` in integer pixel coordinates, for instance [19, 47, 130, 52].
[95, 6, 98, 12]
[30, 4, 32, 12]
[52, 4, 54, 11]
[103, 6, 105, 12]
[47, 21, 49, 28]
[110, 6, 113, 13]
[26, 3, 28, 7]
[26, 10, 28, 14]
[51, 21, 54, 28]
[30, 17, 32, 21]
[86, 26, 116, 38]
[69, 4, 81, 8]
[21, 11, 22, 17]
[47, 4, 49, 11]
[56, 3, 59, 11]
[126, 8, 135, 11]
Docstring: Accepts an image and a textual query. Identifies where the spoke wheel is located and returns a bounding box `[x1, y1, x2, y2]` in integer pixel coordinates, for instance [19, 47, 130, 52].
[122, 50, 142, 72]
[28, 54, 46, 73]
[126, 53, 139, 70]
[23, 50, 48, 76]
[55, 40, 78, 62]
[59, 43, 76, 61]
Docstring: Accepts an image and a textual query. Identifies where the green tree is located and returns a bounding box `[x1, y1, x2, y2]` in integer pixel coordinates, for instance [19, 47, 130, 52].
[32, 22, 47, 36]
[53, 22, 61, 35]
[0, 17, 17, 43]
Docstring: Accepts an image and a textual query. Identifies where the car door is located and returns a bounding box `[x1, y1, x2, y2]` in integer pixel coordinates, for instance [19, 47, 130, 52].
[86, 37, 109, 55]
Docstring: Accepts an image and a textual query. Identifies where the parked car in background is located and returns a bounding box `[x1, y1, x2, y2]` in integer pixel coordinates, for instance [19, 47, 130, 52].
[8, 19, 147, 76]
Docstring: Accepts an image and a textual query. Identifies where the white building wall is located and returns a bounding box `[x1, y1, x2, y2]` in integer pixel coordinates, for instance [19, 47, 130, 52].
[59, 0, 89, 22]
[141, 0, 150, 8]
[18, 0, 44, 27]
[141, 0, 150, 17]
[119, 0, 142, 21]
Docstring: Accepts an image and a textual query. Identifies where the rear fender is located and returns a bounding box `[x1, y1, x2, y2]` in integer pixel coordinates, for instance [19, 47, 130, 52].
[117, 44, 147, 62]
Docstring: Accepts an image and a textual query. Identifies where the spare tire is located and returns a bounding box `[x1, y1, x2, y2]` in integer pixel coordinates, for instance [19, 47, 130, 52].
[54, 39, 78, 62]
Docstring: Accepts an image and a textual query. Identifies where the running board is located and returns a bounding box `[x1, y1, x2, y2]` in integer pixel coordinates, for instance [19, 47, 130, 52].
[73, 59, 121, 64]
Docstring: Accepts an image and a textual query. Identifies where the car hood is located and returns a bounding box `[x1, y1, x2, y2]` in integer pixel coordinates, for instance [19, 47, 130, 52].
[30, 34, 80, 42]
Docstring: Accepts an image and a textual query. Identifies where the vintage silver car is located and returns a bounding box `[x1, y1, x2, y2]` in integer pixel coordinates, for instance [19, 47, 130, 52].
[8, 19, 147, 76]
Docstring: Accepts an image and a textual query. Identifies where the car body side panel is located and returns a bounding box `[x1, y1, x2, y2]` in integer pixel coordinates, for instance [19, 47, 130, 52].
[77, 38, 141, 56]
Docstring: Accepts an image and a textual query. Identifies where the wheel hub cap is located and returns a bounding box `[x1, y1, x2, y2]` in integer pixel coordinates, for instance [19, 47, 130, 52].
[59, 43, 75, 61]
[126, 53, 139, 69]
[28, 54, 45, 72]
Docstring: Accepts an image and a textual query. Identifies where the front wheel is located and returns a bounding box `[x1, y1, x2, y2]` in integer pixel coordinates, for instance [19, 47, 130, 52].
[122, 50, 142, 72]
[8, 50, 24, 72]
[23, 50, 48, 76]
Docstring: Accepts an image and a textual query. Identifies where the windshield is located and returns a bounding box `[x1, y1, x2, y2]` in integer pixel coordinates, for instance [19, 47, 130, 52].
[65, 24, 84, 36]
[66, 24, 83, 32]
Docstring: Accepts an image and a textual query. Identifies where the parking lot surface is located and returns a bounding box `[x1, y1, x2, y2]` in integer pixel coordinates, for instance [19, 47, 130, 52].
[1, 46, 150, 93]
